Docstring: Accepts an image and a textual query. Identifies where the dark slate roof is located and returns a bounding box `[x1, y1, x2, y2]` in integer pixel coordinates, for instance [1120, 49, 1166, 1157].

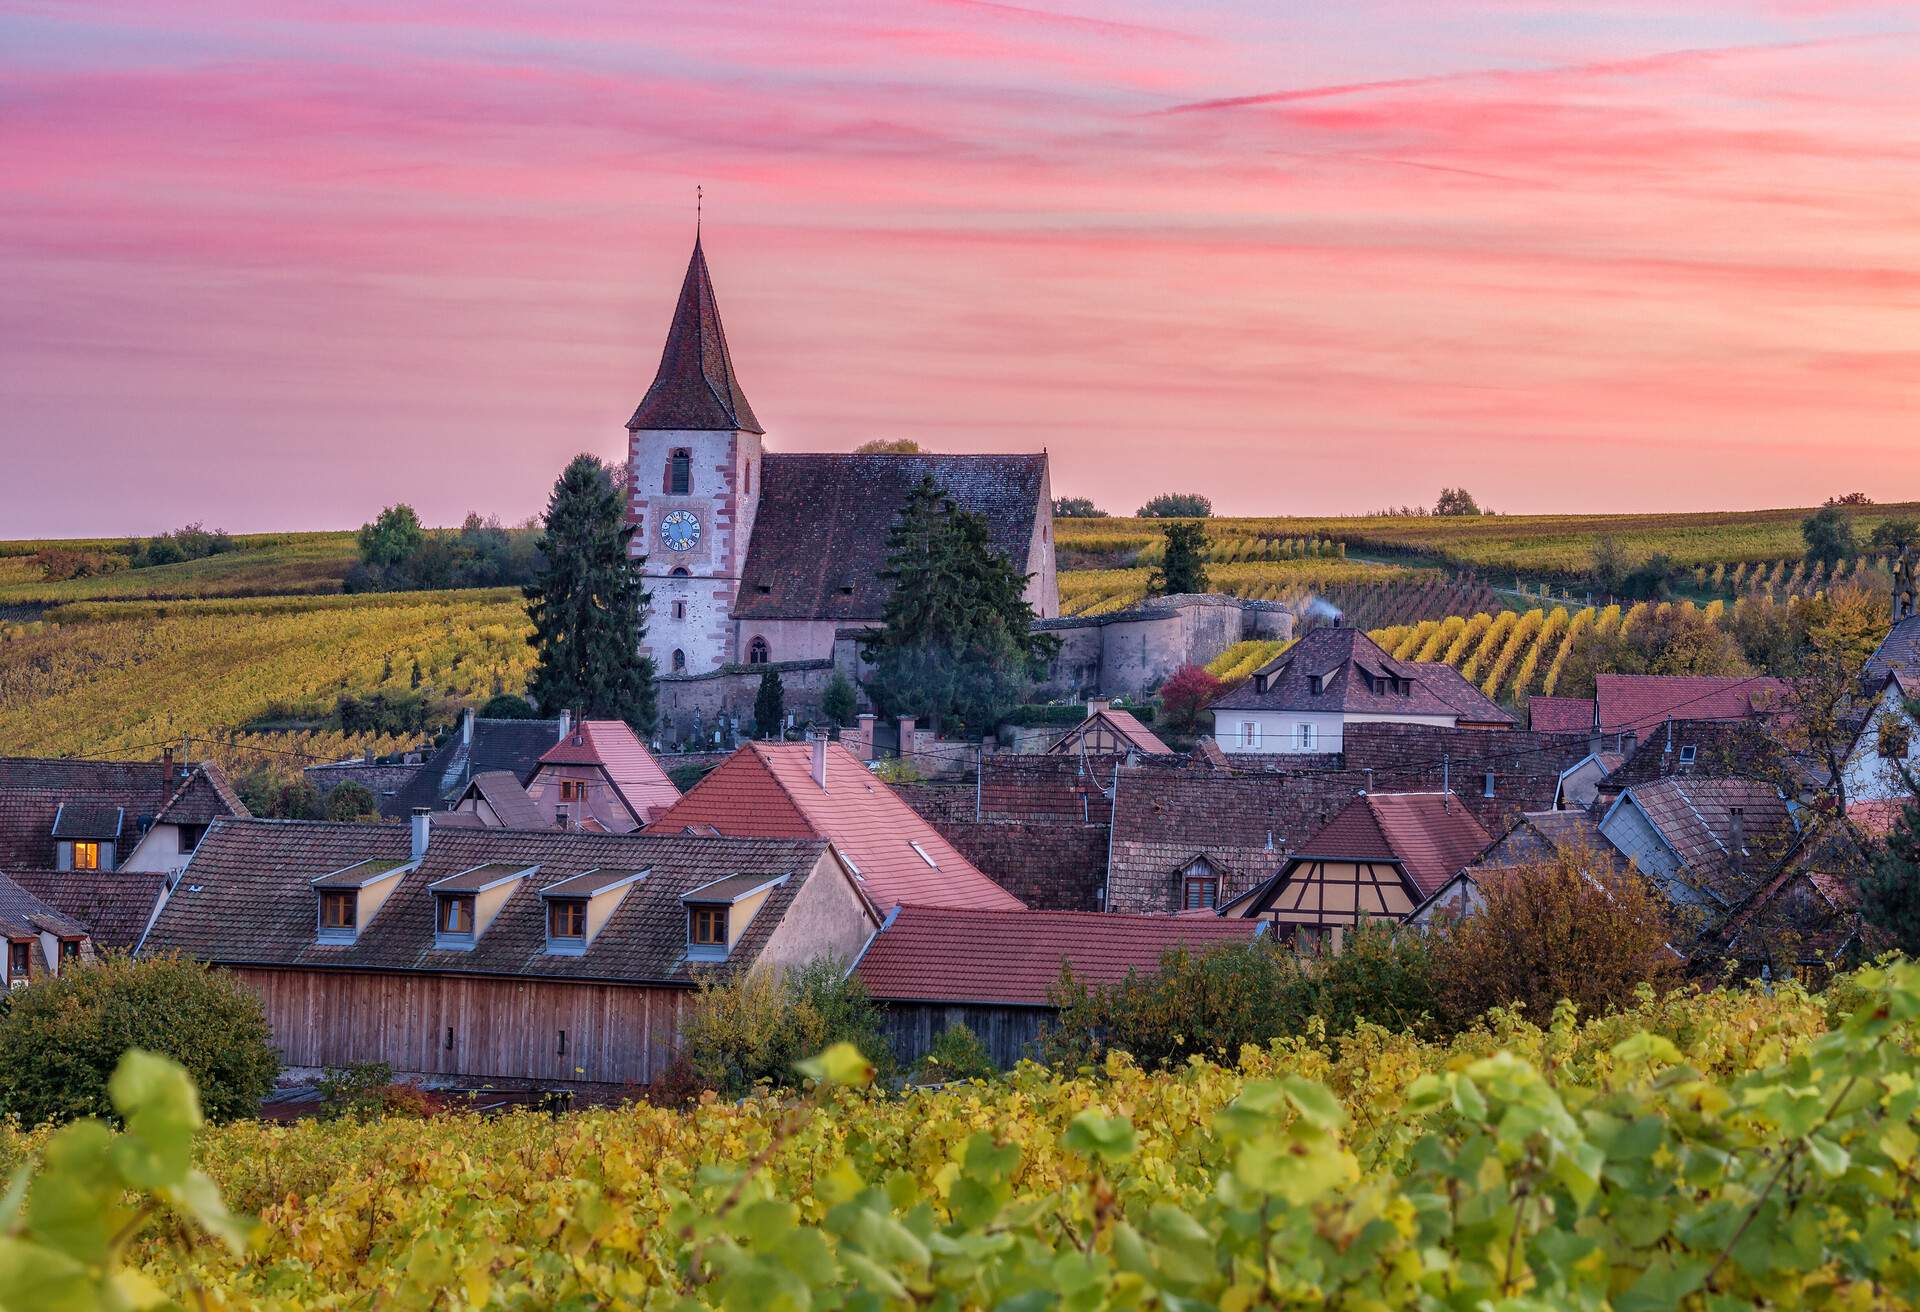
[733, 454, 1047, 621]
[0, 872, 90, 940]
[1470, 810, 1626, 874]
[1602, 720, 1783, 791]
[9, 870, 167, 949]
[145, 819, 837, 985]
[1865, 616, 1920, 692]
[626, 237, 762, 434]
[156, 765, 248, 826]
[379, 720, 565, 818]
[458, 771, 546, 829]
[1212, 626, 1513, 724]
[1616, 777, 1796, 907]
[52, 802, 124, 840]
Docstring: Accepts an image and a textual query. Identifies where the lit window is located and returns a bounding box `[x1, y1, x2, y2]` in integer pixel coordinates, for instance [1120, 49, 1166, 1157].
[438, 895, 475, 936]
[548, 899, 586, 941]
[1296, 723, 1316, 751]
[71, 841, 99, 871]
[319, 891, 356, 931]
[1183, 876, 1218, 911]
[668, 449, 691, 495]
[748, 637, 771, 665]
[689, 905, 727, 947]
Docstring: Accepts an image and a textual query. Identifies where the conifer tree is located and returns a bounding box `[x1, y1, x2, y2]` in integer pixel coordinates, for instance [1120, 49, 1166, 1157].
[754, 668, 786, 740]
[860, 477, 1058, 735]
[1150, 521, 1210, 597]
[524, 454, 656, 732]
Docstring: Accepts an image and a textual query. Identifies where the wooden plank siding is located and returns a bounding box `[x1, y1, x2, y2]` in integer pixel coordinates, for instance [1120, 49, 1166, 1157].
[231, 967, 690, 1087]
[877, 1001, 1053, 1071]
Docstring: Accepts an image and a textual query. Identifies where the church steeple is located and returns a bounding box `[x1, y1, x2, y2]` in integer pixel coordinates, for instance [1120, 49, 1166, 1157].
[626, 237, 763, 434]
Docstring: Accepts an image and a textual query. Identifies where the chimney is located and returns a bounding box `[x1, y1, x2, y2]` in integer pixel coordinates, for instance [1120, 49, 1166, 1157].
[461, 707, 475, 746]
[811, 733, 829, 791]
[1729, 806, 1746, 881]
[1087, 697, 1111, 718]
[557, 709, 572, 743]
[1362, 767, 1373, 794]
[410, 807, 430, 861]
[160, 745, 175, 791]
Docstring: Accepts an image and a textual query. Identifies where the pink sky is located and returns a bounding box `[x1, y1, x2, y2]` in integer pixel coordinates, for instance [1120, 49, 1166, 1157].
[4, 0, 1919, 534]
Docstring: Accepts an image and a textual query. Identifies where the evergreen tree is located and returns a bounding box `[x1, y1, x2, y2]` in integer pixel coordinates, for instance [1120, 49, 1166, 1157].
[821, 672, 858, 731]
[524, 454, 656, 732]
[754, 668, 786, 740]
[1149, 521, 1210, 596]
[860, 477, 1058, 735]
[1859, 782, 1920, 955]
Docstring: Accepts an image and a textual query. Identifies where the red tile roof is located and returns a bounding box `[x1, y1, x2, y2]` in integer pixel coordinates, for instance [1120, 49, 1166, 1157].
[855, 906, 1263, 1006]
[1294, 793, 1494, 896]
[538, 720, 680, 824]
[1527, 695, 1594, 733]
[646, 743, 1025, 912]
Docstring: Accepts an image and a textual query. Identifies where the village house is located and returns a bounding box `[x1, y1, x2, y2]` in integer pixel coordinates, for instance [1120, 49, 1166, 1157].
[646, 738, 1025, 912]
[1043, 698, 1173, 759]
[625, 236, 1057, 674]
[1596, 777, 1797, 916]
[854, 906, 1264, 1068]
[310, 710, 570, 820]
[0, 871, 93, 989]
[1210, 624, 1514, 757]
[1408, 809, 1625, 928]
[522, 719, 680, 831]
[1841, 672, 1918, 806]
[139, 812, 879, 1090]
[1221, 793, 1495, 949]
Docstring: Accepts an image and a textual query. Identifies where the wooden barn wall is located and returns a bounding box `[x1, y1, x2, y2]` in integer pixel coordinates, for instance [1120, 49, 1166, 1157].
[231, 967, 689, 1087]
[878, 1001, 1053, 1070]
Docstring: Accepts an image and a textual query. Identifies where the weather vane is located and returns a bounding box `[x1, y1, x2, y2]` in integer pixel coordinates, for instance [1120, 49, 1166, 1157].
[696, 184, 702, 234]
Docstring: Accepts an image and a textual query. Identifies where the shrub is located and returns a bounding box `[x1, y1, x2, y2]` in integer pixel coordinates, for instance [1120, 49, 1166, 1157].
[323, 780, 378, 821]
[269, 779, 325, 820]
[317, 1061, 429, 1122]
[913, 1022, 997, 1084]
[130, 521, 236, 569]
[678, 958, 894, 1098]
[1052, 497, 1107, 518]
[33, 547, 127, 581]
[1136, 492, 1212, 518]
[0, 954, 278, 1125]
[1428, 844, 1682, 1027]
[1156, 664, 1222, 731]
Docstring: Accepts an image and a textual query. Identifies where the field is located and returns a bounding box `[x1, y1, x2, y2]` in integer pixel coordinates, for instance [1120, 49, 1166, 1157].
[9, 965, 1916, 1309]
[0, 590, 533, 759]
[1059, 502, 1920, 582]
[0, 532, 359, 606]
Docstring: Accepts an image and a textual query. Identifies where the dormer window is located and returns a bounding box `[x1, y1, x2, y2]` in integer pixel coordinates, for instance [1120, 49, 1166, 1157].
[540, 868, 646, 955]
[1180, 857, 1218, 910]
[72, 841, 100, 871]
[681, 872, 790, 962]
[311, 857, 411, 945]
[428, 863, 534, 951]
[1309, 674, 1324, 696]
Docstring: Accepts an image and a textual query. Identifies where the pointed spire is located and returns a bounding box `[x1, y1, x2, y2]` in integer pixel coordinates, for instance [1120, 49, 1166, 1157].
[627, 235, 763, 434]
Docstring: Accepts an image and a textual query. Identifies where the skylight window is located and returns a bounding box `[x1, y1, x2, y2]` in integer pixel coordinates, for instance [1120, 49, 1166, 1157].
[908, 840, 938, 869]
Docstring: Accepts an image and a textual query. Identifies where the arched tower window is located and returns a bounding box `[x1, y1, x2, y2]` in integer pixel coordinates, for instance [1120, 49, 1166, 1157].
[671, 649, 686, 673]
[670, 566, 689, 577]
[667, 449, 691, 495]
[747, 637, 771, 665]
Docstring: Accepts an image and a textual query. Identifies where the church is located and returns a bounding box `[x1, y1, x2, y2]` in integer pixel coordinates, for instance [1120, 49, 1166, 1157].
[623, 237, 1059, 676]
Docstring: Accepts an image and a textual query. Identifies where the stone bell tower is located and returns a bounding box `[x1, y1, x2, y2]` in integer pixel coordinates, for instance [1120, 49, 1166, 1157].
[624, 235, 765, 675]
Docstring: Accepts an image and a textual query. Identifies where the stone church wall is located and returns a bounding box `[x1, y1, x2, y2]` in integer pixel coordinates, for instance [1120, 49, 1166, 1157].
[655, 659, 838, 749]
[1031, 594, 1294, 700]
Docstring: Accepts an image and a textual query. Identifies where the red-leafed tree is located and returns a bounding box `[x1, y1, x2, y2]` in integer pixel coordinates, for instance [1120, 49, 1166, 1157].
[1158, 665, 1223, 732]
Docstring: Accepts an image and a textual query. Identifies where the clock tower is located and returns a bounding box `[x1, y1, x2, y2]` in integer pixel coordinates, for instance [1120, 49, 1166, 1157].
[624, 235, 764, 675]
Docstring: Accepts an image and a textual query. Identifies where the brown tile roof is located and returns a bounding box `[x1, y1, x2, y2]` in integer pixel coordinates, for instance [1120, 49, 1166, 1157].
[1212, 626, 1513, 724]
[1340, 723, 1589, 797]
[0, 757, 179, 867]
[459, 771, 546, 829]
[646, 742, 1024, 912]
[733, 454, 1046, 621]
[855, 906, 1263, 1007]
[1602, 720, 1782, 791]
[1528, 695, 1595, 733]
[1594, 674, 1789, 735]
[978, 756, 1116, 825]
[9, 870, 166, 949]
[912, 819, 1109, 912]
[625, 236, 762, 433]
[1043, 709, 1173, 757]
[144, 818, 839, 984]
[1617, 777, 1796, 906]
[157, 763, 248, 826]
[0, 871, 90, 940]
[537, 720, 680, 824]
[1291, 793, 1494, 897]
[1470, 810, 1627, 874]
[427, 862, 534, 893]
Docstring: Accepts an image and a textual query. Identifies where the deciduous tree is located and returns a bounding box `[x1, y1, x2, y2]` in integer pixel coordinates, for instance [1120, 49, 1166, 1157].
[1802, 503, 1857, 566]
[1433, 487, 1484, 517]
[1136, 492, 1212, 518]
[1051, 497, 1107, 518]
[1158, 664, 1222, 731]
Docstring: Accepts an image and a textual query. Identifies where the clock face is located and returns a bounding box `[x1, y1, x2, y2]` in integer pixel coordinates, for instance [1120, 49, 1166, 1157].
[660, 510, 700, 553]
